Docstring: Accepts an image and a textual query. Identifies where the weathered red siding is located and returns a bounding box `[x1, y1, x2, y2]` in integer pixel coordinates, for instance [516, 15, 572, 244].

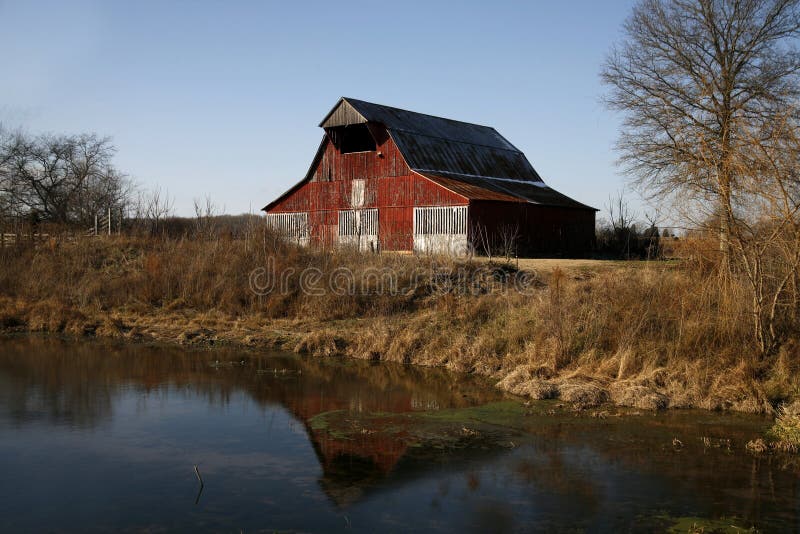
[268, 126, 467, 250]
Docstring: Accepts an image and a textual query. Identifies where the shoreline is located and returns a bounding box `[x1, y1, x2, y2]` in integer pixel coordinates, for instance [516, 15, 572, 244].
[0, 296, 782, 415]
[0, 234, 796, 421]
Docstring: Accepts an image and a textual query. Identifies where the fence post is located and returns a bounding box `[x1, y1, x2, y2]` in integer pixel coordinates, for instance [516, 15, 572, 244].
[108, 207, 111, 236]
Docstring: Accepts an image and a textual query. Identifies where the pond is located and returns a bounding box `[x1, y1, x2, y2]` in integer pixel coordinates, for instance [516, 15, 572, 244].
[0, 336, 797, 532]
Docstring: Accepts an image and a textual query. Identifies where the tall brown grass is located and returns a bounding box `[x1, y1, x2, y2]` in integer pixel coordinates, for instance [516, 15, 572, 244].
[0, 225, 797, 414]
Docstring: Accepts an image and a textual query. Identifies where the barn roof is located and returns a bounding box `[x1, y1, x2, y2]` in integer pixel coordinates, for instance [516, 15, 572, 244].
[320, 98, 518, 151]
[264, 98, 596, 211]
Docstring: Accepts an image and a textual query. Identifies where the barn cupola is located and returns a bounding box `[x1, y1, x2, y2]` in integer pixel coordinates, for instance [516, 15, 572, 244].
[320, 97, 379, 154]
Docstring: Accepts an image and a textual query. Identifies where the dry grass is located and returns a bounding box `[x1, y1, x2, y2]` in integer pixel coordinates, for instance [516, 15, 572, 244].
[0, 230, 798, 414]
[768, 402, 800, 452]
[479, 257, 647, 273]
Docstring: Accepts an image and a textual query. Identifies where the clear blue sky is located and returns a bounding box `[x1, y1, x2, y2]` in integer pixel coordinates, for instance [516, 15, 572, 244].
[1, 0, 645, 219]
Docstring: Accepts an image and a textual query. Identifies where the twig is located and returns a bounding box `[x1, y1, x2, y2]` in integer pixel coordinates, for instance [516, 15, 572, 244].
[193, 464, 204, 505]
[194, 464, 204, 487]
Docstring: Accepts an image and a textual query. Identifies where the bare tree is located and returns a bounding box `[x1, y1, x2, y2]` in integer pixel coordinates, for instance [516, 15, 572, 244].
[604, 0, 800, 356]
[601, 0, 800, 265]
[605, 191, 638, 258]
[608, 192, 637, 234]
[470, 222, 494, 262]
[134, 186, 175, 236]
[642, 213, 663, 260]
[193, 195, 219, 239]
[497, 223, 520, 263]
[0, 126, 15, 229]
[726, 117, 800, 354]
[597, 191, 664, 259]
[0, 129, 133, 227]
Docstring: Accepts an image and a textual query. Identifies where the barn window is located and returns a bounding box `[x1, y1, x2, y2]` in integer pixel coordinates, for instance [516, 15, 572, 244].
[413, 206, 468, 235]
[338, 208, 378, 236]
[351, 179, 365, 207]
[330, 124, 376, 154]
[265, 212, 310, 242]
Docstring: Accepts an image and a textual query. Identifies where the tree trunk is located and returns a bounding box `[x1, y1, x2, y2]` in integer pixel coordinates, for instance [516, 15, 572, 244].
[718, 168, 733, 272]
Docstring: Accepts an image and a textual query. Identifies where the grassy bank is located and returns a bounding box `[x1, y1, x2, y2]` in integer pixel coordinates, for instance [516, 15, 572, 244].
[1, 229, 799, 417]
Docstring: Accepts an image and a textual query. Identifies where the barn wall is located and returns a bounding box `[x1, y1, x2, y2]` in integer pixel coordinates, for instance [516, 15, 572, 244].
[267, 127, 467, 251]
[469, 201, 596, 256]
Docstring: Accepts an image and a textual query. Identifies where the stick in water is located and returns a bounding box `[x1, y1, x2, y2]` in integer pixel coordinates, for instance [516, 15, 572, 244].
[194, 464, 204, 487]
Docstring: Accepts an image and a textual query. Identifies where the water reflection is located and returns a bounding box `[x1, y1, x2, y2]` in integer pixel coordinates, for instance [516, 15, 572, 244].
[0, 335, 798, 533]
[0, 336, 496, 426]
[0, 336, 507, 514]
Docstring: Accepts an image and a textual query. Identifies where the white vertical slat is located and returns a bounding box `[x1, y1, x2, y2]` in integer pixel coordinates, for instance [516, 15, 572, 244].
[412, 207, 468, 237]
[266, 212, 309, 245]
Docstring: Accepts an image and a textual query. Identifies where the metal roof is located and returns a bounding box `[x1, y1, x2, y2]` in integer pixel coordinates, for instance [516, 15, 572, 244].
[323, 98, 594, 209]
[419, 173, 594, 208]
[264, 98, 596, 211]
[321, 98, 518, 151]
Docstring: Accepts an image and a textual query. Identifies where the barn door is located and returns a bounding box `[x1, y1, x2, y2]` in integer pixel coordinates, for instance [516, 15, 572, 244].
[412, 206, 469, 255]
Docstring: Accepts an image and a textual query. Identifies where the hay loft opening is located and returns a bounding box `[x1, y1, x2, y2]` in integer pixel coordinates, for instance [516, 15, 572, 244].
[328, 124, 376, 154]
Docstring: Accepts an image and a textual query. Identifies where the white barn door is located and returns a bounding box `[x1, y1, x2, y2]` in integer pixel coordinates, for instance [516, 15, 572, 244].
[338, 208, 379, 252]
[265, 212, 310, 246]
[413, 206, 468, 255]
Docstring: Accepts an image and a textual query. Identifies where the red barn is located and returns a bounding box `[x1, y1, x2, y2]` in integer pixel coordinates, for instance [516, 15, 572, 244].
[262, 98, 596, 255]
